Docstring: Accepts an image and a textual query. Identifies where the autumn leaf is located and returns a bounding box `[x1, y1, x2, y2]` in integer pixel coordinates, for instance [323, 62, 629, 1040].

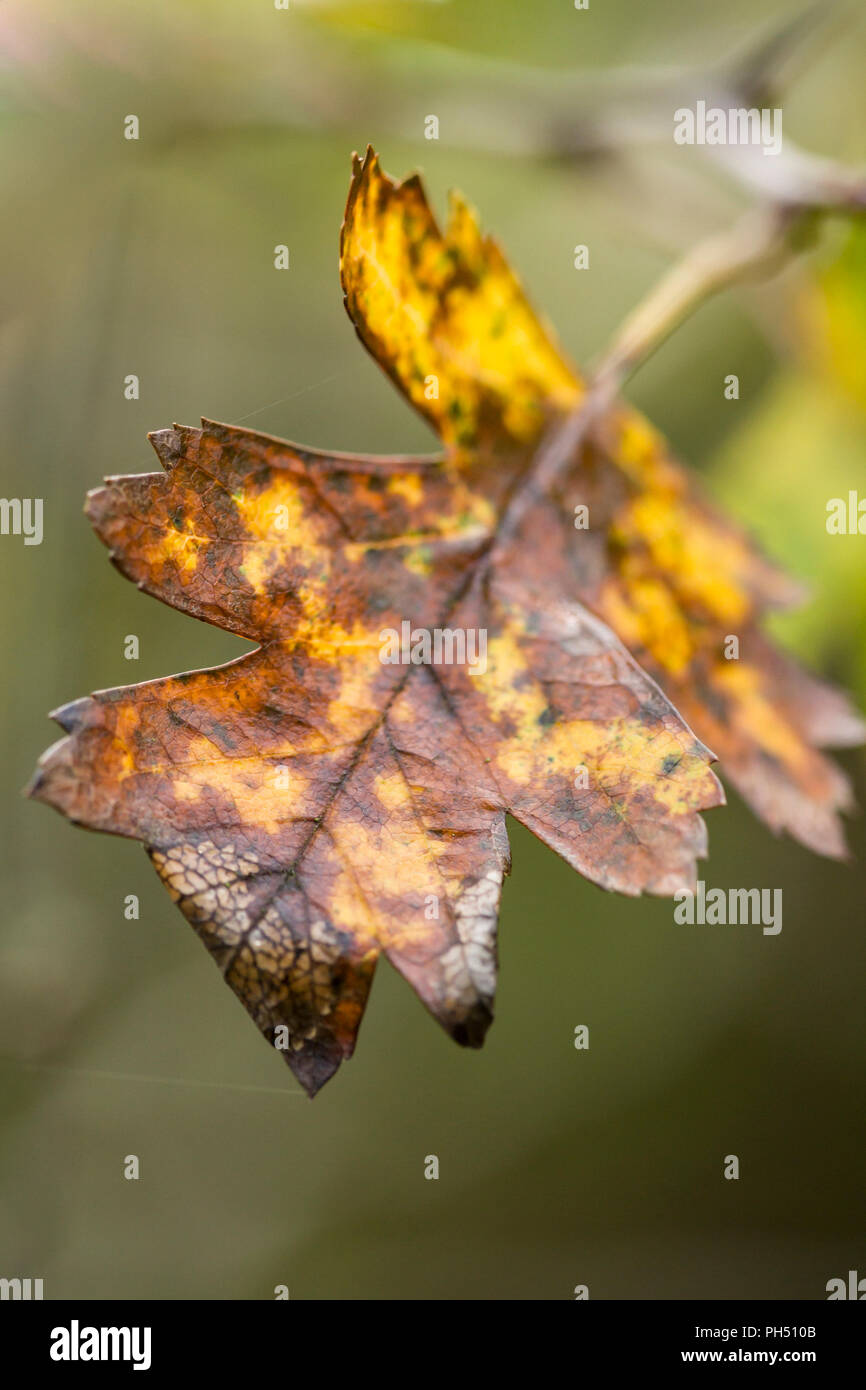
[30, 148, 862, 1095]
[341, 149, 864, 857]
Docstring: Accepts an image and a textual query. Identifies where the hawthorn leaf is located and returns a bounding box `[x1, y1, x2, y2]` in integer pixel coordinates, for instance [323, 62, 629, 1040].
[340, 147, 864, 858]
[31, 416, 721, 1094]
[29, 148, 860, 1094]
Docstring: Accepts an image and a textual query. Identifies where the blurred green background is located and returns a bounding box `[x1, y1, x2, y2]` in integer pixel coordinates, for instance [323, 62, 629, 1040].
[1, 0, 864, 1300]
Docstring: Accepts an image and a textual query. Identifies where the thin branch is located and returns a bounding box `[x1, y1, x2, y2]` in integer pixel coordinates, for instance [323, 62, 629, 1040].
[471, 5, 866, 558]
[493, 186, 862, 554]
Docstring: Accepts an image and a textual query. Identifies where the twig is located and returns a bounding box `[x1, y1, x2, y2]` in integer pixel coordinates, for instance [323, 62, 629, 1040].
[467, 5, 866, 557]
[493, 183, 863, 554]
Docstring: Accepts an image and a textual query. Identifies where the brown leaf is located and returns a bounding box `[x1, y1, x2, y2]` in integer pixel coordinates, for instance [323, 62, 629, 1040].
[31, 417, 721, 1094]
[340, 148, 864, 858]
[29, 149, 861, 1094]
